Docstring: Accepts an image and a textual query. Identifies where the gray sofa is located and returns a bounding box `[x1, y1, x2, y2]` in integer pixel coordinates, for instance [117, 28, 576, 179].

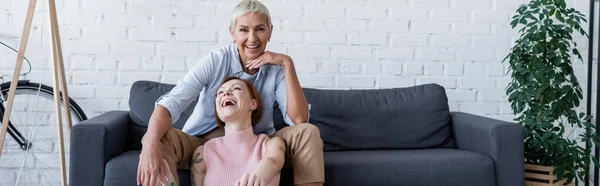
[69, 80, 524, 186]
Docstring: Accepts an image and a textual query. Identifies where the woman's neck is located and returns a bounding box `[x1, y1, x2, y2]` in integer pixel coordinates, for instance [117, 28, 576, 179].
[222, 124, 257, 147]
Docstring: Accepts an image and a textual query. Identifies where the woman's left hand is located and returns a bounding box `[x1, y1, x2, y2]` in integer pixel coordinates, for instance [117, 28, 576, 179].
[235, 173, 265, 186]
[245, 51, 291, 69]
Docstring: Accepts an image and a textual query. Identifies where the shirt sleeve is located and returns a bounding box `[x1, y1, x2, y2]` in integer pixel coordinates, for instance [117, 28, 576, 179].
[274, 67, 311, 126]
[155, 53, 215, 124]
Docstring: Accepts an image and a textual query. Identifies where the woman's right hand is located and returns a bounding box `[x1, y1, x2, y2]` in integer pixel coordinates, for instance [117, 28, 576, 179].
[235, 173, 266, 186]
[137, 142, 164, 186]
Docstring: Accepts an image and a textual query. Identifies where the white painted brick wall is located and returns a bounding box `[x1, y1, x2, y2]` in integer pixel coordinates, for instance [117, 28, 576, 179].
[0, 0, 596, 184]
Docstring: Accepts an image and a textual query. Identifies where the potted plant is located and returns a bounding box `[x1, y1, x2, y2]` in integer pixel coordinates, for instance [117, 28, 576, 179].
[503, 0, 600, 185]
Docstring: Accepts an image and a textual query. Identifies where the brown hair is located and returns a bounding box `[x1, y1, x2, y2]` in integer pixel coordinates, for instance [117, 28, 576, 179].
[214, 76, 263, 127]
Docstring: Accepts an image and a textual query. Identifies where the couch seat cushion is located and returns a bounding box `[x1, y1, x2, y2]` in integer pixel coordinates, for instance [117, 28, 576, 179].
[104, 150, 192, 186]
[323, 149, 495, 186]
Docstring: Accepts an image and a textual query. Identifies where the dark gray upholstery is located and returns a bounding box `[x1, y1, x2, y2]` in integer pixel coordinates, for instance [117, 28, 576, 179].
[451, 112, 525, 186]
[300, 85, 455, 151]
[128, 81, 195, 130]
[104, 150, 192, 186]
[70, 111, 130, 186]
[127, 81, 197, 149]
[70, 80, 525, 186]
[323, 149, 495, 186]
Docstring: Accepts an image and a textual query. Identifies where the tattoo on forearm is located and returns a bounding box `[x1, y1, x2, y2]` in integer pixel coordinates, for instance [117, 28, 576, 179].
[279, 146, 285, 153]
[193, 152, 203, 164]
[192, 166, 201, 174]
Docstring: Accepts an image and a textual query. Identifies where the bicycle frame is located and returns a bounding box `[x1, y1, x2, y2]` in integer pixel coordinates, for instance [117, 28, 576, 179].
[0, 100, 32, 151]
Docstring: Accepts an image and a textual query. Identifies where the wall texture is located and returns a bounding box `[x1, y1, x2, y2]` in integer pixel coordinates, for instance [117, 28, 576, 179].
[0, 0, 594, 120]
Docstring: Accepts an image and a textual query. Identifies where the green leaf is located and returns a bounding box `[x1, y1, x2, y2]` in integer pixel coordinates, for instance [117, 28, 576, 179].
[507, 2, 600, 182]
[517, 5, 527, 14]
[511, 19, 519, 28]
[556, 11, 565, 22]
[556, 166, 566, 179]
[542, 132, 552, 139]
[509, 92, 519, 102]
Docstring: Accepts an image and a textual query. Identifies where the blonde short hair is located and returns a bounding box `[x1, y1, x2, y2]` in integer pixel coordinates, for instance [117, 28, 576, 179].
[230, 0, 272, 28]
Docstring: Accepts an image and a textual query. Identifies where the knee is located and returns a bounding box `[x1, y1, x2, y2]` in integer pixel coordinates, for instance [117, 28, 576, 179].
[144, 128, 177, 145]
[296, 123, 321, 137]
[294, 124, 322, 148]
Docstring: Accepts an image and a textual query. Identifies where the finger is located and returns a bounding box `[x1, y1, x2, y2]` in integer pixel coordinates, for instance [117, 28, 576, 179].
[247, 175, 256, 186]
[257, 59, 270, 68]
[150, 170, 158, 186]
[254, 179, 261, 186]
[141, 166, 147, 186]
[240, 174, 249, 186]
[163, 159, 175, 184]
[248, 56, 267, 67]
[137, 162, 141, 185]
[143, 170, 149, 186]
[250, 59, 267, 69]
[159, 160, 168, 184]
[255, 175, 262, 186]
[235, 180, 241, 186]
[245, 59, 258, 68]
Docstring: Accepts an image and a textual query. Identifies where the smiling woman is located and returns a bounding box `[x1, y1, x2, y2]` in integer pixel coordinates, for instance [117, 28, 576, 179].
[229, 1, 273, 67]
[188, 76, 283, 186]
[214, 76, 264, 128]
[137, 0, 324, 186]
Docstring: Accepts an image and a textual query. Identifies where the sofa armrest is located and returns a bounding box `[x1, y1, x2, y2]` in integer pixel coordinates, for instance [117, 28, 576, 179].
[69, 111, 130, 186]
[450, 111, 524, 186]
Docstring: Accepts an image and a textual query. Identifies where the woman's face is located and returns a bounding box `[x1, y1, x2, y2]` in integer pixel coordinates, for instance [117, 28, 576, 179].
[215, 79, 258, 124]
[229, 12, 272, 63]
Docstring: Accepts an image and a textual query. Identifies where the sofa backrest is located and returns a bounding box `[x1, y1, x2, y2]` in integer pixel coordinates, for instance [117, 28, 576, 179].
[126, 81, 197, 149]
[129, 81, 195, 130]
[128, 81, 454, 151]
[281, 84, 455, 151]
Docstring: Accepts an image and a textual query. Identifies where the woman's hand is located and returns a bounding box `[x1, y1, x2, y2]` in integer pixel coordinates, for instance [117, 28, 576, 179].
[245, 51, 292, 69]
[234, 173, 266, 186]
[137, 142, 166, 186]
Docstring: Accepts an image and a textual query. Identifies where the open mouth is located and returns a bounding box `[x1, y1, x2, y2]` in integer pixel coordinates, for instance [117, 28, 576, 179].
[245, 44, 260, 49]
[221, 99, 237, 108]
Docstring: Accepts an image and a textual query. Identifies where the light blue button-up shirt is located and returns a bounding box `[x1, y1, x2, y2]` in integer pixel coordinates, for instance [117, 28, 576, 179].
[155, 44, 308, 136]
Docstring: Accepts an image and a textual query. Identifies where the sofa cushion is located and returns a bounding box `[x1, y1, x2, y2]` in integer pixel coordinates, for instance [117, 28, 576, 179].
[104, 150, 192, 186]
[103, 149, 494, 186]
[298, 83, 454, 151]
[129, 81, 454, 152]
[129, 81, 197, 130]
[127, 81, 199, 149]
[323, 149, 495, 186]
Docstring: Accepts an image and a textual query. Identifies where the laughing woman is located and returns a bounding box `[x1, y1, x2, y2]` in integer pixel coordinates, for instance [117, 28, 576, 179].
[137, 1, 324, 186]
[192, 76, 285, 186]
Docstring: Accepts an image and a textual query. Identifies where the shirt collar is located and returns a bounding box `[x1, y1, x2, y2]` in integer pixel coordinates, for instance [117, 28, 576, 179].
[230, 44, 243, 74]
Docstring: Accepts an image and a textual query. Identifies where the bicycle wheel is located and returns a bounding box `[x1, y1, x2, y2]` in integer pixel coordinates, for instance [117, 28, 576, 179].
[0, 80, 87, 186]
